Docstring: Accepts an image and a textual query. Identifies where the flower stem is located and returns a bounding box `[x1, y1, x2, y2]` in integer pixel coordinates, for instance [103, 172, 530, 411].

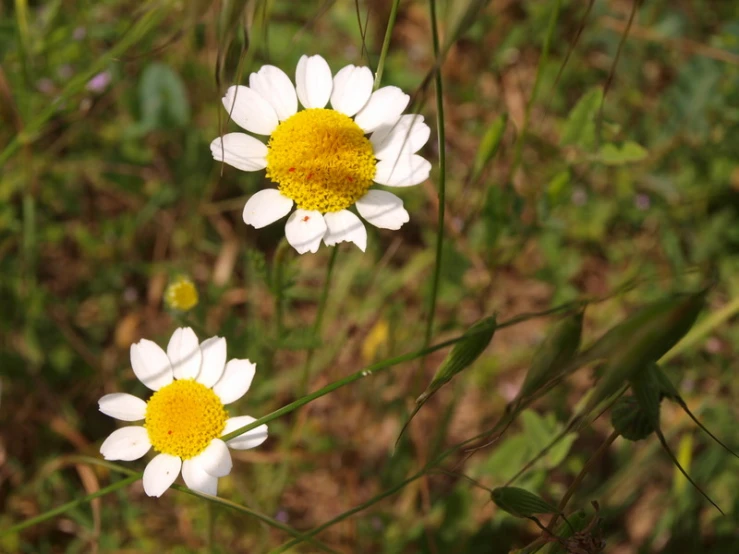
[423, 0, 447, 353]
[272, 238, 291, 338]
[300, 246, 339, 394]
[374, 0, 401, 90]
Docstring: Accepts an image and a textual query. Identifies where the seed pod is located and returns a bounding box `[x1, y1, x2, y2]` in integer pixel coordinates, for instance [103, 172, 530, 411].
[471, 114, 507, 182]
[396, 316, 497, 447]
[417, 315, 497, 405]
[611, 395, 656, 441]
[491, 487, 560, 518]
[517, 311, 583, 402]
[583, 291, 705, 414]
[629, 368, 661, 429]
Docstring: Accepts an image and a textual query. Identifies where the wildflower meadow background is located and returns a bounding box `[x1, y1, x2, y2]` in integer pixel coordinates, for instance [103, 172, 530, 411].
[2, 0, 739, 552]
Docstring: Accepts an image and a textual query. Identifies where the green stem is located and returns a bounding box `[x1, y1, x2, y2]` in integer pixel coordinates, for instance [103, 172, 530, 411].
[272, 238, 291, 338]
[423, 0, 447, 352]
[300, 247, 338, 394]
[373, 0, 401, 89]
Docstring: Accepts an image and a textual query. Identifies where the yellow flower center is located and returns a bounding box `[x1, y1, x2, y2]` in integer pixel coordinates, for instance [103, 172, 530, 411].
[145, 379, 227, 459]
[165, 277, 199, 311]
[266, 108, 376, 213]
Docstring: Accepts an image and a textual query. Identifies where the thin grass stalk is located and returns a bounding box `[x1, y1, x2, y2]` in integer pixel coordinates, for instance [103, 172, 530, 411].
[373, 0, 401, 90]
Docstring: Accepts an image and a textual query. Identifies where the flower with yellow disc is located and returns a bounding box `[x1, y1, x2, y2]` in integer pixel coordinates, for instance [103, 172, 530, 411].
[98, 328, 267, 497]
[211, 54, 432, 254]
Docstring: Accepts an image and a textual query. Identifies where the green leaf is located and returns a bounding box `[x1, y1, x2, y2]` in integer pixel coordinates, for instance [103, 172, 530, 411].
[596, 141, 647, 165]
[136, 62, 190, 133]
[560, 87, 602, 151]
[471, 113, 507, 181]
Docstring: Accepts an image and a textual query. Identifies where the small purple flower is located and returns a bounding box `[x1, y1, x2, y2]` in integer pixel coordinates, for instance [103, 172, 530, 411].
[86, 71, 111, 93]
[634, 194, 650, 211]
[73, 27, 86, 40]
[37, 78, 54, 94]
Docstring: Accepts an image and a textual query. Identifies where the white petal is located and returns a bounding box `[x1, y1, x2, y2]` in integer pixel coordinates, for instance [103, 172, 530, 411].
[295, 54, 332, 109]
[356, 190, 410, 230]
[98, 393, 147, 422]
[100, 426, 151, 461]
[374, 154, 432, 187]
[196, 336, 227, 388]
[222, 416, 269, 450]
[212, 359, 256, 405]
[222, 85, 278, 135]
[197, 439, 233, 477]
[210, 133, 267, 172]
[242, 189, 294, 229]
[166, 327, 202, 380]
[182, 458, 219, 496]
[130, 339, 173, 391]
[143, 453, 182, 498]
[323, 210, 367, 252]
[285, 210, 327, 254]
[330, 65, 373, 117]
[354, 86, 410, 133]
[249, 65, 298, 121]
[371, 114, 430, 160]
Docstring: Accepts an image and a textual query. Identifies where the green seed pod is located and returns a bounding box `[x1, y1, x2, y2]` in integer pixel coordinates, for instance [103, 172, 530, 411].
[517, 311, 583, 402]
[629, 367, 661, 429]
[397, 316, 497, 447]
[583, 291, 705, 414]
[417, 315, 497, 405]
[491, 487, 560, 518]
[611, 396, 655, 441]
[471, 114, 507, 182]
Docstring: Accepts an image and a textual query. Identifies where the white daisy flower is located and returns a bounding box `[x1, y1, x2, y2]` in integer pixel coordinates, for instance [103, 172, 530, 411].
[98, 327, 268, 498]
[210, 54, 432, 254]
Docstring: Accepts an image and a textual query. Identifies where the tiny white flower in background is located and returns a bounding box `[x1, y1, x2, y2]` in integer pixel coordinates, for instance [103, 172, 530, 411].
[210, 54, 432, 254]
[98, 327, 268, 497]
